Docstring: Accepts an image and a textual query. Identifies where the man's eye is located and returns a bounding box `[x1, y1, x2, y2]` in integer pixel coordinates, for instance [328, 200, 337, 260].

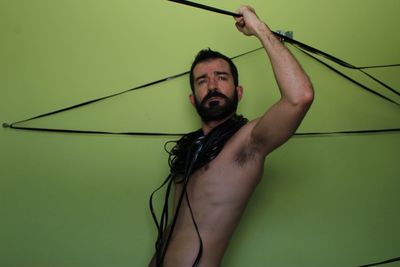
[198, 79, 206, 85]
[218, 76, 228, 81]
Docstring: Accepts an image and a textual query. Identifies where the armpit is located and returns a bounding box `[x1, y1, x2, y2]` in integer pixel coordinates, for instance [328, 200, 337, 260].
[234, 142, 260, 167]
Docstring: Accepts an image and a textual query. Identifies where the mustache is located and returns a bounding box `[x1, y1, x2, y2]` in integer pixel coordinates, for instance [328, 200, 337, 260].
[201, 91, 229, 105]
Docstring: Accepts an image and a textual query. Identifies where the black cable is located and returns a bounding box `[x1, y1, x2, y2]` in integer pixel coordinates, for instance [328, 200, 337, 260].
[239, 43, 400, 101]
[4, 43, 399, 136]
[358, 68, 399, 97]
[168, 0, 400, 99]
[294, 128, 400, 137]
[150, 135, 205, 267]
[291, 44, 399, 106]
[166, 0, 400, 74]
[1, 46, 267, 132]
[4, 3, 399, 133]
[4, 1, 398, 133]
[358, 63, 400, 69]
[358, 256, 400, 267]
[4, 70, 188, 128]
[168, 0, 241, 17]
[4, 124, 185, 136]
[4, 123, 400, 137]
[3, 43, 399, 135]
[2, 0, 399, 136]
[283, 38, 400, 98]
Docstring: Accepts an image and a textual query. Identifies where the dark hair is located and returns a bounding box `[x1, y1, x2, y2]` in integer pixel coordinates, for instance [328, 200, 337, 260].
[189, 48, 239, 92]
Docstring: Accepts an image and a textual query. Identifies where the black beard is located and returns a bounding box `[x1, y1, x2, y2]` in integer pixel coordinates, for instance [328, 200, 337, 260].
[194, 90, 238, 123]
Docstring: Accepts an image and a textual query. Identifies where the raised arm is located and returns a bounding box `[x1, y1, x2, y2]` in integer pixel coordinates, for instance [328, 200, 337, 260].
[235, 5, 314, 156]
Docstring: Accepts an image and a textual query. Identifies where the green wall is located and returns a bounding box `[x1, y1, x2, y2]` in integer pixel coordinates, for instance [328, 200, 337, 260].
[1, 1, 399, 266]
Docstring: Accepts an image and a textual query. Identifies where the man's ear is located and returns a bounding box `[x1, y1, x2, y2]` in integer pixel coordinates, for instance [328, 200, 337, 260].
[189, 93, 196, 107]
[236, 85, 244, 101]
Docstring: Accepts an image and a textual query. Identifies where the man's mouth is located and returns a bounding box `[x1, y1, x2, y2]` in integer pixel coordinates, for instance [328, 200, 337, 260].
[207, 96, 225, 106]
[201, 92, 228, 106]
[208, 99, 220, 107]
[208, 96, 222, 101]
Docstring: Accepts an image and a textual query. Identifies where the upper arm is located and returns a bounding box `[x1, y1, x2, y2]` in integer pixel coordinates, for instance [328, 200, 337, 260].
[250, 96, 313, 157]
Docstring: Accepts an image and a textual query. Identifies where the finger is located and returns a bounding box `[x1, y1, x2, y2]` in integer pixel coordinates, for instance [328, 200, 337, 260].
[239, 5, 257, 17]
[235, 22, 245, 33]
[234, 17, 245, 27]
[235, 21, 242, 30]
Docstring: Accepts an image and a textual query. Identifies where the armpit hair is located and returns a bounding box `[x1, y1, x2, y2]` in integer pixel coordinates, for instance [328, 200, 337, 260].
[234, 143, 259, 167]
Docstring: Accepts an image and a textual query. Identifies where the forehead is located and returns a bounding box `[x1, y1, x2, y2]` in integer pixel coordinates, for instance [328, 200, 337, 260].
[193, 58, 232, 77]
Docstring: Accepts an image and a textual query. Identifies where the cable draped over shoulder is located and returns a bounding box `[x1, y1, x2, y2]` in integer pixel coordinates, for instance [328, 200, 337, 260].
[168, 114, 249, 181]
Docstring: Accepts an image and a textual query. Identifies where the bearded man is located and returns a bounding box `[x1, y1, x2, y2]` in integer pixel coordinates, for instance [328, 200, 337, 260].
[149, 5, 314, 267]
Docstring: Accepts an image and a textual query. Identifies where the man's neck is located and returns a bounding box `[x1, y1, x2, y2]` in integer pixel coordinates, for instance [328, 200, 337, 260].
[201, 114, 235, 135]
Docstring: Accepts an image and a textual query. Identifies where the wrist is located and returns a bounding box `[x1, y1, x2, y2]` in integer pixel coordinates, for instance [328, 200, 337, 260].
[254, 21, 270, 38]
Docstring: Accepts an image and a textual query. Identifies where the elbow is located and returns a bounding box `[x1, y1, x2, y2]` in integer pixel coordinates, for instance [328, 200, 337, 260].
[301, 85, 314, 107]
[289, 84, 314, 108]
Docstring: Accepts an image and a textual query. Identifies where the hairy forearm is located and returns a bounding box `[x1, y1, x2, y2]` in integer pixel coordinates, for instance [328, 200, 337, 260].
[255, 23, 314, 106]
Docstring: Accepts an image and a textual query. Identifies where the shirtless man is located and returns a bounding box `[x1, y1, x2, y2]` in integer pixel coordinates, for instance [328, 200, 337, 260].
[149, 5, 314, 267]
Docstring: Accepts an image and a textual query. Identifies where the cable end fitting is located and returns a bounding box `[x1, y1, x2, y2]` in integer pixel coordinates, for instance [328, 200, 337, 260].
[3, 122, 11, 128]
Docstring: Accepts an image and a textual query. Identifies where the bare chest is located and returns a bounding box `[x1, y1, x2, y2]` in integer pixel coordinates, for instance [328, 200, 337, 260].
[174, 149, 264, 227]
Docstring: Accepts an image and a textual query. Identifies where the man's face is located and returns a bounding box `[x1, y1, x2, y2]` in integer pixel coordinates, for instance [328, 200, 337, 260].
[190, 58, 242, 122]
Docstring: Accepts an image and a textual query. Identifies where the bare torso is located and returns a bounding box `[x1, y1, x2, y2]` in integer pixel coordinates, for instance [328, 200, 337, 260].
[151, 120, 265, 267]
[147, 3, 315, 265]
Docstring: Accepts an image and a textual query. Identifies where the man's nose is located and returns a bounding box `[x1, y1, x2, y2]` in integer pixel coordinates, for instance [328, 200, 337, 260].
[208, 77, 218, 91]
